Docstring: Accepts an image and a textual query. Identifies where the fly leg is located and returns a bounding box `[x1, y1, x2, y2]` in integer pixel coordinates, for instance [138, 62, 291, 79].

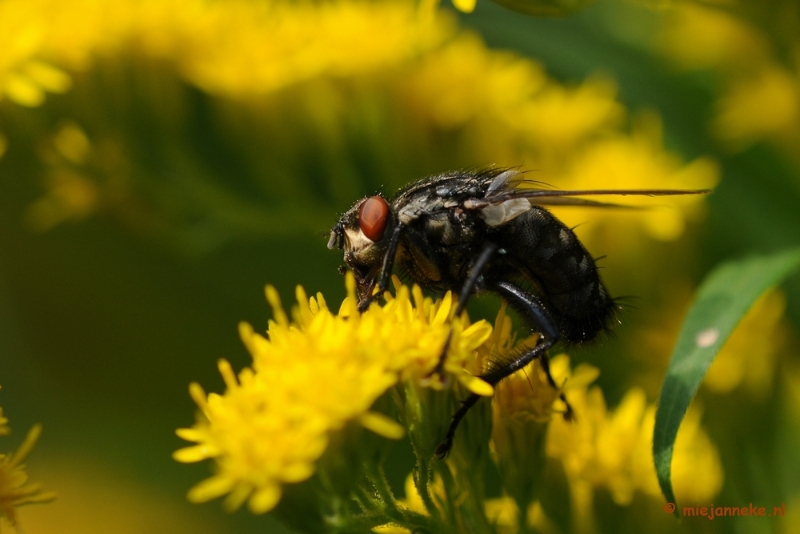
[537, 348, 575, 422]
[435, 279, 571, 458]
[357, 223, 405, 313]
[428, 242, 498, 379]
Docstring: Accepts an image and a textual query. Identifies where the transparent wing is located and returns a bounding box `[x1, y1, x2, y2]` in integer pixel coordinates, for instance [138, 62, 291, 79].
[529, 197, 644, 209]
[483, 187, 711, 208]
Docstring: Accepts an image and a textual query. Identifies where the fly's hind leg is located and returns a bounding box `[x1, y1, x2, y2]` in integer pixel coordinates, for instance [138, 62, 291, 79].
[435, 279, 572, 458]
[537, 350, 574, 422]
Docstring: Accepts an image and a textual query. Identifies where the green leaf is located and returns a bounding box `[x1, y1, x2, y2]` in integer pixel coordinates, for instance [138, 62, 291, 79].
[653, 247, 800, 511]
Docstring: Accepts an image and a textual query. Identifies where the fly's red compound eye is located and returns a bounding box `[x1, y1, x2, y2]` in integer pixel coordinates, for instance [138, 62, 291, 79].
[359, 196, 389, 241]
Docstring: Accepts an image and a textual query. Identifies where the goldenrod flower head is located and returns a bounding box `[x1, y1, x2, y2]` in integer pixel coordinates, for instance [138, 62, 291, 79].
[493, 352, 599, 424]
[554, 113, 719, 245]
[24, 123, 100, 233]
[547, 386, 722, 507]
[517, 75, 624, 153]
[401, 35, 623, 154]
[655, 2, 800, 154]
[635, 403, 723, 505]
[704, 289, 789, 397]
[0, 421, 56, 530]
[492, 352, 598, 518]
[656, 3, 770, 71]
[451, 0, 478, 13]
[712, 65, 800, 149]
[401, 34, 547, 131]
[175, 275, 493, 514]
[484, 497, 558, 534]
[638, 287, 788, 399]
[491, 353, 598, 468]
[0, 0, 452, 106]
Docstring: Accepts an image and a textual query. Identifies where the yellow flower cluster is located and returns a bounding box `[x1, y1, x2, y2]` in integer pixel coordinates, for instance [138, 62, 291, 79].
[704, 289, 789, 396]
[553, 113, 718, 244]
[657, 2, 800, 154]
[547, 386, 723, 508]
[176, 277, 725, 527]
[637, 287, 790, 399]
[24, 123, 100, 233]
[0, 405, 55, 530]
[0, 0, 451, 107]
[4, 0, 716, 261]
[399, 35, 718, 255]
[375, 351, 723, 533]
[174, 276, 493, 514]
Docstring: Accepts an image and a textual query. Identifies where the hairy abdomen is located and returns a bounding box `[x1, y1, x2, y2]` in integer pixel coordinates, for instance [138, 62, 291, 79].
[495, 207, 617, 342]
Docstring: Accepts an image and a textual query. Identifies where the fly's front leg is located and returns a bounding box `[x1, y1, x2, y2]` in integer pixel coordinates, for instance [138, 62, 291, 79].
[436, 279, 571, 458]
[358, 223, 405, 313]
[428, 242, 498, 379]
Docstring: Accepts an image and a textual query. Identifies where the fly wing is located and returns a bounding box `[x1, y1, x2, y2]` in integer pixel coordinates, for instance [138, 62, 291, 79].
[462, 172, 711, 226]
[489, 187, 713, 203]
[524, 197, 646, 209]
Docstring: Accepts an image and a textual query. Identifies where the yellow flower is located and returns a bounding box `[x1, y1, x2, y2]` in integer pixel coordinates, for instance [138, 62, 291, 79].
[1, 422, 56, 530]
[656, 3, 770, 72]
[712, 64, 800, 150]
[483, 497, 558, 534]
[0, 0, 452, 105]
[636, 403, 723, 505]
[552, 113, 719, 246]
[656, 2, 800, 154]
[491, 351, 598, 526]
[16, 454, 232, 534]
[492, 351, 599, 425]
[703, 288, 788, 397]
[451, 0, 477, 13]
[175, 275, 494, 514]
[401, 35, 624, 159]
[637, 287, 789, 399]
[24, 123, 100, 233]
[547, 386, 722, 517]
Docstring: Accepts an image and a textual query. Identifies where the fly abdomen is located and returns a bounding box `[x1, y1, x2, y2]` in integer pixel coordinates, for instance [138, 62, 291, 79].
[496, 206, 617, 343]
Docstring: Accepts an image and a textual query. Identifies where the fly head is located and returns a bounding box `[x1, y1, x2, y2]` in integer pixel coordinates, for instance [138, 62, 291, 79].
[327, 195, 395, 304]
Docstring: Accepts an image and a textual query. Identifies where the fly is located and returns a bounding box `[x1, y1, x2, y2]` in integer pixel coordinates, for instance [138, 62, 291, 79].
[327, 168, 710, 457]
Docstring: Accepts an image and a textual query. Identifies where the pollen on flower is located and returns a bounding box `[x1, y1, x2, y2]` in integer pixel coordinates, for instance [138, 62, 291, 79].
[175, 275, 494, 514]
